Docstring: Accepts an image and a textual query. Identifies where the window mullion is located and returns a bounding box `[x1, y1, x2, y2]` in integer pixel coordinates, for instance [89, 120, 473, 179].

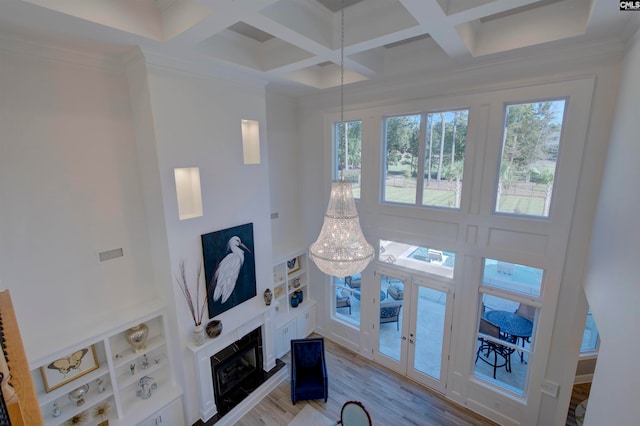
[416, 112, 427, 205]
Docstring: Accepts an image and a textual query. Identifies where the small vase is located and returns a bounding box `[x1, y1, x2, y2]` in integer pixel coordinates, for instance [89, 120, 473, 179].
[264, 288, 273, 306]
[295, 288, 303, 303]
[206, 320, 223, 338]
[126, 323, 149, 353]
[193, 324, 205, 346]
[290, 293, 299, 308]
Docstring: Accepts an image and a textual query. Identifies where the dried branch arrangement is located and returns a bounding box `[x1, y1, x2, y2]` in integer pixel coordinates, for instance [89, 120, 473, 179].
[175, 260, 206, 326]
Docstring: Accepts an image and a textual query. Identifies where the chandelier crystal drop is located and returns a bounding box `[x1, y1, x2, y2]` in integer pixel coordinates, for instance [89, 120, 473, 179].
[309, 181, 374, 277]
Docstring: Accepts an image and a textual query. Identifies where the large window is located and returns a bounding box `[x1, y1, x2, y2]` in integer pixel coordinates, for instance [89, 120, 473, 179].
[475, 259, 543, 395]
[496, 100, 566, 217]
[580, 306, 599, 353]
[383, 109, 468, 208]
[334, 120, 362, 199]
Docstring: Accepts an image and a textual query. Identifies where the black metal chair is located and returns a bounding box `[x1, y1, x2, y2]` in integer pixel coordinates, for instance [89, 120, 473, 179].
[290, 337, 328, 405]
[475, 318, 515, 379]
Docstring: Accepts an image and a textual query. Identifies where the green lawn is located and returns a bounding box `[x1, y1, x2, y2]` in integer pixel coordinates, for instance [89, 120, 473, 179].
[497, 195, 544, 216]
[383, 186, 456, 207]
[383, 185, 545, 215]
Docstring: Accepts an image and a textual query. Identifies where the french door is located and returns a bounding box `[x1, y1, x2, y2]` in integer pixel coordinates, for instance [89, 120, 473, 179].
[374, 272, 453, 393]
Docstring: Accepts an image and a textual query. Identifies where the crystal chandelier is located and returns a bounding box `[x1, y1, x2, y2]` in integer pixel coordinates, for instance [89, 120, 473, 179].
[309, 0, 374, 277]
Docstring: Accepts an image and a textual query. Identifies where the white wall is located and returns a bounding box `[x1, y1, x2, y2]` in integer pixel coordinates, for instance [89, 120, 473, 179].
[582, 30, 640, 426]
[0, 44, 158, 362]
[132, 53, 274, 424]
[265, 89, 304, 260]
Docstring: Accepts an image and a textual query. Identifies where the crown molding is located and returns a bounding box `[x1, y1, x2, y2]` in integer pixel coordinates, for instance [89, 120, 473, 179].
[0, 31, 127, 75]
[137, 47, 270, 94]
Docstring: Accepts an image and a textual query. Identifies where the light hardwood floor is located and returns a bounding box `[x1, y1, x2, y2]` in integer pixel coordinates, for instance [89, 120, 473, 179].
[565, 382, 591, 426]
[236, 336, 498, 426]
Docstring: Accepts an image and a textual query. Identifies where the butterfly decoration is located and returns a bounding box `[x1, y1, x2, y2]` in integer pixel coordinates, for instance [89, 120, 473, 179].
[48, 349, 88, 377]
[287, 259, 297, 269]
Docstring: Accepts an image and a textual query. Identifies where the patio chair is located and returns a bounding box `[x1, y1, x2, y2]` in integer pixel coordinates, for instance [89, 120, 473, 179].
[379, 300, 403, 331]
[290, 337, 328, 405]
[337, 400, 372, 426]
[336, 290, 351, 314]
[387, 282, 404, 300]
[345, 274, 361, 290]
[475, 318, 514, 379]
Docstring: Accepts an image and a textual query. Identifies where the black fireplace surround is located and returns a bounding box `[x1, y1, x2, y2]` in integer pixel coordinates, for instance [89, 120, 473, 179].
[210, 327, 266, 416]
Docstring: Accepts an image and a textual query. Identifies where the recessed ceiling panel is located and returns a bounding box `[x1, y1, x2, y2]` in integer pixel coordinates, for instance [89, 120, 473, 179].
[196, 28, 315, 72]
[345, 0, 419, 49]
[283, 61, 368, 89]
[457, 0, 590, 57]
[436, 0, 497, 16]
[260, 0, 334, 49]
[228, 22, 275, 42]
[21, 0, 211, 41]
[316, 0, 365, 13]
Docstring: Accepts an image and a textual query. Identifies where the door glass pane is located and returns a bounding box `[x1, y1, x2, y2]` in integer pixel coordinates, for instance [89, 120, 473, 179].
[496, 100, 565, 217]
[378, 275, 404, 361]
[423, 109, 468, 208]
[475, 294, 535, 395]
[335, 120, 362, 199]
[414, 286, 446, 380]
[334, 276, 360, 326]
[383, 115, 421, 204]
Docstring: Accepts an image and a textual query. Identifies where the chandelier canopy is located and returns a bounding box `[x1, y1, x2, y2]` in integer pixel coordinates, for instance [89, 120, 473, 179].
[309, 180, 374, 277]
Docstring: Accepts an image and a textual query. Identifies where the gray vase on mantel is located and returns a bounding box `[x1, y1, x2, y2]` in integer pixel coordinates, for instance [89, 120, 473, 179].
[193, 324, 205, 346]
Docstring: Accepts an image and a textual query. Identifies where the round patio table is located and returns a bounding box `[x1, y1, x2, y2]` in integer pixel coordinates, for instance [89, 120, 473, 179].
[485, 310, 533, 362]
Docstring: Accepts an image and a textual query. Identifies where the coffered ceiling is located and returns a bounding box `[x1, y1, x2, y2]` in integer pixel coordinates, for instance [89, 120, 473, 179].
[0, 0, 636, 95]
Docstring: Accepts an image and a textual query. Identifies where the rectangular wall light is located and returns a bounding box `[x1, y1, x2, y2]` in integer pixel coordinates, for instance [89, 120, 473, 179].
[241, 119, 261, 164]
[174, 167, 203, 220]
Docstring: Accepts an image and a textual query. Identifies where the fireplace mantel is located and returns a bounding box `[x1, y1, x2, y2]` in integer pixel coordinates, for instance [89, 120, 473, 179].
[189, 305, 282, 422]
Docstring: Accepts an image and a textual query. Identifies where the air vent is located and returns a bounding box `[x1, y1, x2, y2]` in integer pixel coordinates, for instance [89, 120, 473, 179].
[98, 248, 124, 262]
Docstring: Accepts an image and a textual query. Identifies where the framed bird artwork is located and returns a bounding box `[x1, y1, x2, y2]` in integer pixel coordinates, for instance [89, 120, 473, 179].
[202, 223, 257, 318]
[40, 345, 99, 392]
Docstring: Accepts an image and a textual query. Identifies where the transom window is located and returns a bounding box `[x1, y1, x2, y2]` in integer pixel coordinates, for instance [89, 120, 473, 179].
[495, 100, 566, 217]
[383, 109, 468, 208]
[379, 239, 455, 279]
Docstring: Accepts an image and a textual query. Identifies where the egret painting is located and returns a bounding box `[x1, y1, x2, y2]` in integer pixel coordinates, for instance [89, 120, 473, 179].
[202, 223, 257, 318]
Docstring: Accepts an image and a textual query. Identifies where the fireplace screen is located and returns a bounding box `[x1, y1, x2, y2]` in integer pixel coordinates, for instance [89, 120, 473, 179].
[216, 346, 257, 396]
[211, 327, 266, 415]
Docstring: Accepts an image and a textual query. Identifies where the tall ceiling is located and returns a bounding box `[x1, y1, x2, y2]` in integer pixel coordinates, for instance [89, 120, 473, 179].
[0, 0, 636, 95]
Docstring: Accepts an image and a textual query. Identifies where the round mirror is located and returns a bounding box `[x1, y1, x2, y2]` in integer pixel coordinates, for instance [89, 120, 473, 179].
[340, 401, 372, 426]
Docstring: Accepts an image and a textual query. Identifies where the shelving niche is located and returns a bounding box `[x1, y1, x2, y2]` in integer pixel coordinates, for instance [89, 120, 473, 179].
[272, 250, 317, 358]
[30, 307, 182, 426]
[273, 251, 310, 314]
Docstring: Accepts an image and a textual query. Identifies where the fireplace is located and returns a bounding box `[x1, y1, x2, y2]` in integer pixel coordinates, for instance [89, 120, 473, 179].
[211, 327, 266, 416]
[190, 307, 287, 425]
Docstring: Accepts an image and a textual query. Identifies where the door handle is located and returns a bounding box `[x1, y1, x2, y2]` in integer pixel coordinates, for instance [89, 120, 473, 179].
[402, 336, 407, 340]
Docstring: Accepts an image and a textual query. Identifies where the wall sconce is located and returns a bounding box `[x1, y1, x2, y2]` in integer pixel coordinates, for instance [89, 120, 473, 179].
[241, 119, 260, 165]
[174, 167, 203, 220]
